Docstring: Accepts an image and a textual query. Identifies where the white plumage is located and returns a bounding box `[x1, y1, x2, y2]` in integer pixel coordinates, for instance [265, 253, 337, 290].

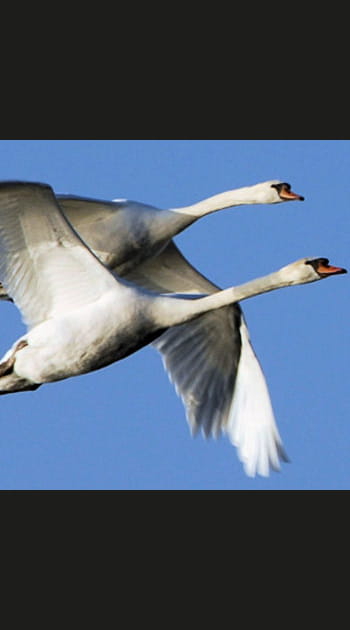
[0, 180, 345, 477]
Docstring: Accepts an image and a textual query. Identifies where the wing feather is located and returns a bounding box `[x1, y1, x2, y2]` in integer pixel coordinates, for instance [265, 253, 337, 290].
[0, 182, 118, 328]
[129, 241, 288, 476]
[124, 240, 221, 294]
[154, 306, 242, 438]
[226, 318, 289, 476]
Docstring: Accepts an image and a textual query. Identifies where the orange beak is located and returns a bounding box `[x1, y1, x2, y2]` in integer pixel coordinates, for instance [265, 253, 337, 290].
[317, 263, 347, 276]
[279, 188, 304, 201]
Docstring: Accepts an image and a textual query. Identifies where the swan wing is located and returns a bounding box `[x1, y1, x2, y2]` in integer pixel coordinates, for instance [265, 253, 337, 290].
[57, 194, 126, 222]
[124, 240, 221, 293]
[57, 195, 159, 269]
[154, 302, 243, 438]
[155, 307, 288, 477]
[0, 182, 119, 329]
[57, 194, 156, 225]
[128, 241, 288, 477]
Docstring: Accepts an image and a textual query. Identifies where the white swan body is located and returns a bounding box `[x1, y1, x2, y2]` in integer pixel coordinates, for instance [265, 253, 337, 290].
[0, 181, 346, 478]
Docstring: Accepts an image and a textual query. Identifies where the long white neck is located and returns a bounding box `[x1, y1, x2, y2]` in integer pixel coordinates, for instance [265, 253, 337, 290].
[170, 184, 270, 218]
[153, 266, 313, 329]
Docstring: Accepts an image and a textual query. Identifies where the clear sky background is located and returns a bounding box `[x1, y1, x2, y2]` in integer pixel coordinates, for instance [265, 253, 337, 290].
[0, 139, 348, 490]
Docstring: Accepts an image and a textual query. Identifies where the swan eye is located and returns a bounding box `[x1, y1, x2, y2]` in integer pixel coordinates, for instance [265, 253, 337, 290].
[271, 182, 291, 193]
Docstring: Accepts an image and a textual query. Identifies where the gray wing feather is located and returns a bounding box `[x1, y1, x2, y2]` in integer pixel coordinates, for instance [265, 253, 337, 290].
[154, 305, 243, 437]
[0, 182, 118, 328]
[124, 240, 224, 293]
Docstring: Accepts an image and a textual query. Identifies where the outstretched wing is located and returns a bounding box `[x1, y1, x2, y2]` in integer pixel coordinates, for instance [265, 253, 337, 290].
[57, 194, 160, 271]
[126, 241, 288, 476]
[154, 300, 243, 438]
[0, 181, 118, 329]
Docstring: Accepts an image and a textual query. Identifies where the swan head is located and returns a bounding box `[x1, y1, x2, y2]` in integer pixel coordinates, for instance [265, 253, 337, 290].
[278, 257, 347, 285]
[252, 180, 305, 204]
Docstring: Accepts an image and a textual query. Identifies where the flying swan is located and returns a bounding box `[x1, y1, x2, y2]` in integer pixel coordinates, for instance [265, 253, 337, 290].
[0, 181, 346, 477]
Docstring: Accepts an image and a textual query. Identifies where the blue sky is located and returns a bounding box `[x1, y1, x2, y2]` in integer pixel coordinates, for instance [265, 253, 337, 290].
[0, 139, 348, 490]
